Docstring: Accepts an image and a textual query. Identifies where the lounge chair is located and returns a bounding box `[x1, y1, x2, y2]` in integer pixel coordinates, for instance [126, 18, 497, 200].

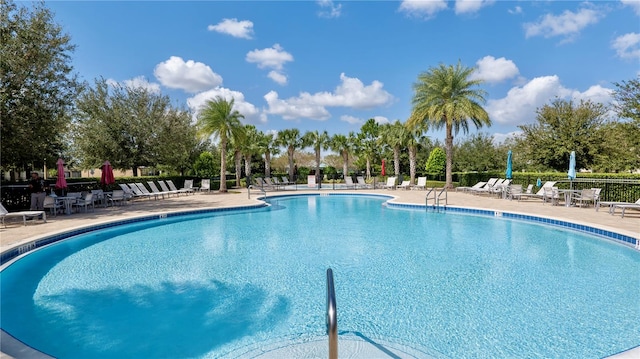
[120, 183, 144, 201]
[470, 178, 499, 195]
[136, 183, 162, 200]
[344, 176, 357, 189]
[108, 190, 127, 206]
[510, 184, 533, 201]
[397, 180, 411, 190]
[412, 177, 427, 190]
[611, 200, 640, 218]
[264, 177, 283, 190]
[281, 176, 294, 185]
[382, 177, 397, 190]
[542, 186, 560, 206]
[458, 181, 487, 193]
[200, 179, 211, 193]
[0, 203, 46, 227]
[147, 181, 172, 198]
[356, 176, 372, 189]
[158, 180, 180, 196]
[506, 184, 522, 200]
[255, 177, 276, 190]
[166, 179, 194, 195]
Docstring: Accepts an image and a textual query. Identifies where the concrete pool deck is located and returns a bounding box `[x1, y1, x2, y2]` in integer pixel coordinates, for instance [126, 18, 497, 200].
[1, 187, 638, 358]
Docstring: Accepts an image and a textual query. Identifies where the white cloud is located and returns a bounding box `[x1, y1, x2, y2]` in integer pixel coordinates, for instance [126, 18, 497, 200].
[454, 0, 495, 15]
[246, 44, 293, 70]
[399, 0, 448, 18]
[317, 0, 342, 18]
[268, 71, 288, 85]
[187, 87, 264, 124]
[154, 56, 223, 93]
[508, 6, 523, 15]
[373, 116, 390, 125]
[470, 56, 520, 83]
[611, 32, 640, 60]
[621, 0, 640, 16]
[122, 76, 162, 94]
[486, 76, 614, 126]
[264, 73, 394, 120]
[340, 115, 364, 125]
[523, 7, 602, 41]
[492, 131, 522, 145]
[207, 18, 254, 39]
[264, 90, 331, 120]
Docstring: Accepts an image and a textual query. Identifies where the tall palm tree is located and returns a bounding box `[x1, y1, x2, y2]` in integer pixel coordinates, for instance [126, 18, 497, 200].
[407, 62, 490, 189]
[258, 132, 279, 178]
[379, 121, 409, 178]
[358, 118, 380, 179]
[302, 130, 330, 186]
[241, 125, 261, 181]
[330, 132, 354, 178]
[196, 97, 245, 193]
[405, 123, 428, 184]
[276, 128, 303, 181]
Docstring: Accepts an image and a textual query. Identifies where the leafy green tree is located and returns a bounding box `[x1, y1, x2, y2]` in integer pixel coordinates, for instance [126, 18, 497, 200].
[75, 78, 185, 176]
[453, 133, 502, 172]
[425, 147, 446, 175]
[196, 97, 245, 192]
[1, 0, 80, 176]
[358, 119, 380, 179]
[276, 128, 303, 181]
[612, 76, 640, 122]
[517, 99, 608, 171]
[153, 107, 206, 176]
[258, 132, 279, 178]
[240, 125, 261, 180]
[609, 76, 640, 170]
[193, 151, 219, 178]
[407, 62, 490, 188]
[302, 130, 330, 184]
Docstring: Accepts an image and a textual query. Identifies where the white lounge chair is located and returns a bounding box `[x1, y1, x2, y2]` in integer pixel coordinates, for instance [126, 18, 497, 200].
[571, 188, 596, 207]
[158, 180, 180, 196]
[43, 195, 64, 216]
[356, 176, 372, 189]
[73, 193, 95, 212]
[412, 177, 427, 190]
[510, 184, 533, 201]
[470, 178, 500, 195]
[166, 179, 194, 195]
[383, 177, 397, 190]
[0, 203, 46, 227]
[344, 176, 357, 189]
[136, 183, 162, 200]
[200, 179, 211, 193]
[147, 181, 172, 198]
[608, 198, 640, 218]
[397, 180, 411, 190]
[458, 181, 486, 193]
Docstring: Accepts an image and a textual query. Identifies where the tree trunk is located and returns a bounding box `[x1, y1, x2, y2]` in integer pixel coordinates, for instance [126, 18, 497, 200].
[132, 167, 138, 177]
[220, 138, 227, 192]
[316, 148, 321, 188]
[244, 156, 252, 177]
[445, 124, 453, 189]
[366, 158, 371, 179]
[409, 146, 416, 184]
[288, 147, 295, 180]
[342, 152, 348, 178]
[265, 152, 271, 177]
[393, 147, 400, 177]
[235, 151, 242, 187]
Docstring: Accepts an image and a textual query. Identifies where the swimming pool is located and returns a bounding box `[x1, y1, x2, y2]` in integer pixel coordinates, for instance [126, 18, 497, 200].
[1, 194, 639, 358]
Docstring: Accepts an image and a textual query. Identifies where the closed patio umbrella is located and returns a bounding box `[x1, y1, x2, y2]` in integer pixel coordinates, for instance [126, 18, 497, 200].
[381, 159, 386, 176]
[505, 150, 513, 180]
[101, 161, 115, 186]
[568, 151, 576, 189]
[55, 158, 67, 190]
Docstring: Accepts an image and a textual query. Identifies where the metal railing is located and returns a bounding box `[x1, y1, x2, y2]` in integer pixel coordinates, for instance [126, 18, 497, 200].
[247, 185, 266, 200]
[326, 268, 337, 359]
[436, 187, 448, 208]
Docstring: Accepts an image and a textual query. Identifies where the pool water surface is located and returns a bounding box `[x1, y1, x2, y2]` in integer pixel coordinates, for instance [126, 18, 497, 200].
[1, 195, 638, 358]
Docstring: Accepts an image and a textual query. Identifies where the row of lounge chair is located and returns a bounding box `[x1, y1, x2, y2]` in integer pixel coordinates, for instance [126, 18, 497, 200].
[113, 180, 196, 204]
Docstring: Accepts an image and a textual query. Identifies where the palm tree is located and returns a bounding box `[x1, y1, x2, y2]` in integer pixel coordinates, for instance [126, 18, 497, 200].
[407, 62, 490, 189]
[196, 97, 245, 193]
[379, 121, 409, 178]
[405, 124, 428, 184]
[358, 119, 380, 179]
[276, 128, 303, 181]
[302, 130, 330, 187]
[258, 132, 279, 178]
[330, 132, 355, 178]
[241, 125, 261, 181]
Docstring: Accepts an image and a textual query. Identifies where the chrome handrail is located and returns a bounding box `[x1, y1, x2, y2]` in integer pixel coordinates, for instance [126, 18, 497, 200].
[247, 185, 266, 200]
[425, 187, 435, 207]
[326, 268, 338, 359]
[436, 187, 448, 207]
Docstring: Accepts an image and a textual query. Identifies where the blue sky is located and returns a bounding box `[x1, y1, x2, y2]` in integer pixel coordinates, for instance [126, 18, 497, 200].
[44, 0, 640, 143]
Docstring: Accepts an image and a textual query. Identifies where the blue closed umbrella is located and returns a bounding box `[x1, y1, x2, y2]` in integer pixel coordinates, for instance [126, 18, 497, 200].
[568, 151, 576, 180]
[505, 150, 513, 179]
[536, 178, 542, 187]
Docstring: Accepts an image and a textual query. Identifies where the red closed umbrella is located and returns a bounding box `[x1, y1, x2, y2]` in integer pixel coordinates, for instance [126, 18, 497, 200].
[101, 161, 115, 186]
[55, 158, 67, 189]
[381, 159, 386, 176]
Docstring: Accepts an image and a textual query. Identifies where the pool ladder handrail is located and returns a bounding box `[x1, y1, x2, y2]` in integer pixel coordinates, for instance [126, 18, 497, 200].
[326, 268, 338, 359]
[425, 187, 448, 211]
[247, 185, 266, 200]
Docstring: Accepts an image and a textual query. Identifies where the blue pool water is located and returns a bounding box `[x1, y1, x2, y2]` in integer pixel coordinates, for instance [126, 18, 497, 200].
[1, 195, 639, 358]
